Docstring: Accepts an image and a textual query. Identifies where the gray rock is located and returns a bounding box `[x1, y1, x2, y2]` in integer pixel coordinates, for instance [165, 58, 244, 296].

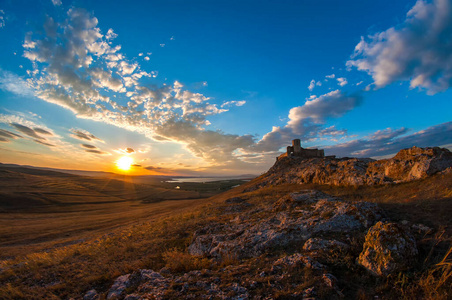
[358, 221, 418, 276]
[107, 274, 132, 299]
[83, 289, 99, 300]
[303, 238, 349, 252]
[273, 253, 324, 270]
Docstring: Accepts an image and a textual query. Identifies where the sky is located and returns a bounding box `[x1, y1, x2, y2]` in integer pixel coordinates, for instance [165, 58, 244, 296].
[0, 0, 451, 176]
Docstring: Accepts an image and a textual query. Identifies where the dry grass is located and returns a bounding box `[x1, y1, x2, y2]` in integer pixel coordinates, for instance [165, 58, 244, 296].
[0, 205, 224, 299]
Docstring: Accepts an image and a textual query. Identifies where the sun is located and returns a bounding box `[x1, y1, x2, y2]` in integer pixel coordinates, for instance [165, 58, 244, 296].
[116, 156, 133, 171]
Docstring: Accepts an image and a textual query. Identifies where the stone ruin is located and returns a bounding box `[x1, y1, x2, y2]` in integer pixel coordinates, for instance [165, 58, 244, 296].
[277, 139, 325, 160]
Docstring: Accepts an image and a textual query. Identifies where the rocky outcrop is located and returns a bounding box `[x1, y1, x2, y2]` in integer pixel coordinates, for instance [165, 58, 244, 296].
[86, 188, 432, 299]
[358, 222, 418, 277]
[251, 146, 452, 188]
[366, 146, 452, 182]
[188, 190, 383, 260]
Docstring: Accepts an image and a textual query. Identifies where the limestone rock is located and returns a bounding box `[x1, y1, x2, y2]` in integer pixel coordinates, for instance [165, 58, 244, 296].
[189, 190, 382, 260]
[83, 289, 99, 300]
[358, 221, 418, 277]
[107, 274, 133, 299]
[273, 253, 324, 270]
[303, 238, 349, 252]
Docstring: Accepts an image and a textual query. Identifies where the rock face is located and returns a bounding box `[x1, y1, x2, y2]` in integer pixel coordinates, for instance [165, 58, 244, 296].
[188, 190, 383, 260]
[358, 222, 418, 277]
[251, 146, 452, 188]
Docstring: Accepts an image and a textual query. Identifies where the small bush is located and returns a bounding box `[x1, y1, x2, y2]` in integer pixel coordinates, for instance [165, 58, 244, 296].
[162, 248, 211, 273]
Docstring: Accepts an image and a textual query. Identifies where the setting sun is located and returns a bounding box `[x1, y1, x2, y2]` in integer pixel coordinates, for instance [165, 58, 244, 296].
[116, 156, 133, 171]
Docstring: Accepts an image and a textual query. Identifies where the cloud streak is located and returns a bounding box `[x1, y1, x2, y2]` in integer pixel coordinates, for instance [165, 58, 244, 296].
[325, 122, 452, 157]
[70, 129, 103, 142]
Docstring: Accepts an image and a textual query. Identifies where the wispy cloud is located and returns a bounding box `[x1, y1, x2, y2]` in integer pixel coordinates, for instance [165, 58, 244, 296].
[308, 79, 322, 91]
[221, 100, 246, 108]
[0, 10, 5, 28]
[337, 77, 348, 87]
[10, 123, 48, 140]
[0, 114, 63, 148]
[70, 129, 104, 142]
[0, 129, 22, 141]
[347, 0, 452, 94]
[85, 149, 109, 155]
[0, 69, 34, 97]
[114, 147, 135, 154]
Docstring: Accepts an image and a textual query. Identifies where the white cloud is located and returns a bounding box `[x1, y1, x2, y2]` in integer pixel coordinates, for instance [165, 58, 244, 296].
[0, 69, 35, 97]
[253, 90, 362, 152]
[0, 10, 5, 28]
[308, 79, 322, 91]
[19, 8, 255, 166]
[337, 77, 348, 86]
[221, 100, 246, 108]
[160, 43, 165, 47]
[347, 0, 452, 94]
[144, 56, 150, 61]
[325, 74, 335, 79]
[308, 80, 315, 91]
[106, 28, 118, 40]
[51, 0, 62, 6]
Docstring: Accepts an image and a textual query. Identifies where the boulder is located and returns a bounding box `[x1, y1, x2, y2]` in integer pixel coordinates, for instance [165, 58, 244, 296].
[358, 221, 418, 276]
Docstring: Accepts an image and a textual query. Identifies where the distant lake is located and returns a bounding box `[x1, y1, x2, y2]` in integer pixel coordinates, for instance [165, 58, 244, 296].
[166, 177, 250, 183]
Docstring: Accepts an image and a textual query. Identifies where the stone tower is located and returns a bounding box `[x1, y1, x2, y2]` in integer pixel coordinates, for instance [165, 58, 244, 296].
[292, 139, 302, 154]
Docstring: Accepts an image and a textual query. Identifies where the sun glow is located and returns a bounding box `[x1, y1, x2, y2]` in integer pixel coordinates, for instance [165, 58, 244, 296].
[116, 156, 133, 171]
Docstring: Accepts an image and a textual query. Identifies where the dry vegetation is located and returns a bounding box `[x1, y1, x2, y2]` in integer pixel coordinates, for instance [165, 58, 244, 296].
[0, 167, 451, 299]
[0, 166, 245, 259]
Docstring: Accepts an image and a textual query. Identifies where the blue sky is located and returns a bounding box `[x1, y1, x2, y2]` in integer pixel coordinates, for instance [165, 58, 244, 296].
[0, 0, 451, 175]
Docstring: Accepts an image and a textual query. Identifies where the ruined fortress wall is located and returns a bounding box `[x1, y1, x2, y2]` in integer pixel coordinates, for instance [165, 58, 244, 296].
[297, 148, 324, 158]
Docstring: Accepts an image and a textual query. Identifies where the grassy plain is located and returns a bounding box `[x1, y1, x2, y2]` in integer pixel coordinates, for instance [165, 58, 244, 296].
[0, 165, 246, 259]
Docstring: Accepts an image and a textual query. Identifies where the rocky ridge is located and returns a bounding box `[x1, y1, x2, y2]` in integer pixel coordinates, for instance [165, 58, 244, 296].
[250, 146, 452, 189]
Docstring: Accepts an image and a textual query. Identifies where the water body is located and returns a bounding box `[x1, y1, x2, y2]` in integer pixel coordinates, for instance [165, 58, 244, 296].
[166, 177, 250, 183]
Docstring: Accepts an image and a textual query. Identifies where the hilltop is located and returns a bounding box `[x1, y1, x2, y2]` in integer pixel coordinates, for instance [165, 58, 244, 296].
[1, 146, 452, 299]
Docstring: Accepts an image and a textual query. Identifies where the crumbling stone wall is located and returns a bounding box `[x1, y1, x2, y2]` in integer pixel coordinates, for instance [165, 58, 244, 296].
[279, 139, 324, 160]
